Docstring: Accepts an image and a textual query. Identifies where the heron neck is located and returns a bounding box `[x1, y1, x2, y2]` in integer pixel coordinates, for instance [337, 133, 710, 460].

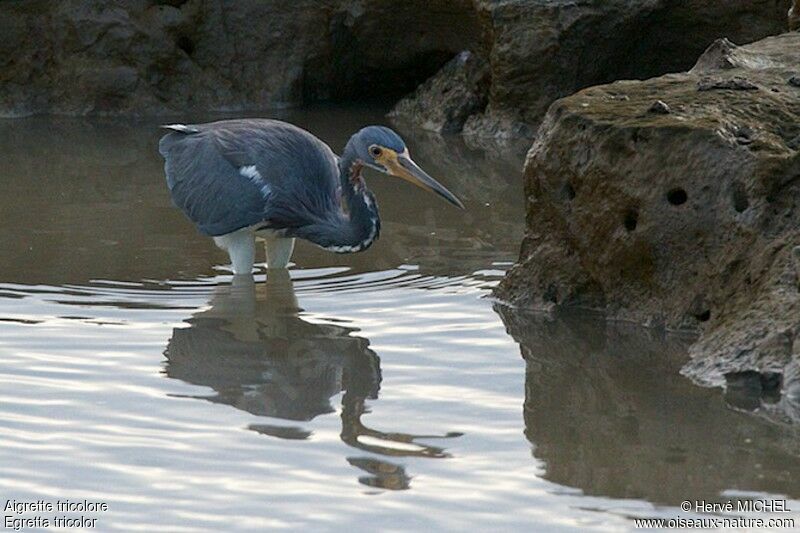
[287, 154, 379, 253]
[329, 156, 380, 252]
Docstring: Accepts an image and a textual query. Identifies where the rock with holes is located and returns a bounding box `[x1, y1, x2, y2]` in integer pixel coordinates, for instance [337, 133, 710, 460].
[495, 32, 800, 420]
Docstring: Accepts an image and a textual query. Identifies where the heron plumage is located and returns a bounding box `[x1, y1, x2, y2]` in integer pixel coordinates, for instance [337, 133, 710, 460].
[159, 119, 462, 274]
[159, 119, 343, 238]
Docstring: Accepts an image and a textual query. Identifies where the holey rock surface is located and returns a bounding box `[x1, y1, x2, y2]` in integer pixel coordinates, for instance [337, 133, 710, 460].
[495, 32, 800, 421]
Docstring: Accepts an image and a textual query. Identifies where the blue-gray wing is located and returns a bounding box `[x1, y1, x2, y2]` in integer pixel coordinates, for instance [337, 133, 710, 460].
[159, 125, 267, 236]
[158, 120, 340, 237]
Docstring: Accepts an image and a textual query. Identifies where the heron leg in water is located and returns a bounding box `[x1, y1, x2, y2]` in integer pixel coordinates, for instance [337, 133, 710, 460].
[264, 238, 295, 269]
[213, 229, 255, 275]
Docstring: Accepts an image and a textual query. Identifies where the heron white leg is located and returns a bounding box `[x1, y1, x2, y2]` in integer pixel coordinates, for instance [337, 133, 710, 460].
[213, 229, 255, 275]
[264, 238, 295, 269]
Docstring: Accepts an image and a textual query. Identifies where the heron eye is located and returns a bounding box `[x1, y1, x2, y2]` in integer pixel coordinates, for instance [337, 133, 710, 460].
[369, 146, 382, 158]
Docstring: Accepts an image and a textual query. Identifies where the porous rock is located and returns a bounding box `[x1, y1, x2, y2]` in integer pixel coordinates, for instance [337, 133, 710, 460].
[495, 32, 800, 419]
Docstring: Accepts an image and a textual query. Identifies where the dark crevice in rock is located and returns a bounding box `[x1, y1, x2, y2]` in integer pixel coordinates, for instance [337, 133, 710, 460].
[562, 183, 576, 201]
[732, 182, 750, 213]
[388, 50, 490, 134]
[543, 283, 559, 304]
[623, 209, 639, 232]
[761, 372, 784, 400]
[327, 50, 456, 103]
[724, 370, 783, 411]
[694, 310, 711, 322]
[175, 35, 195, 57]
[306, 5, 481, 105]
[666, 188, 688, 206]
[793, 247, 800, 292]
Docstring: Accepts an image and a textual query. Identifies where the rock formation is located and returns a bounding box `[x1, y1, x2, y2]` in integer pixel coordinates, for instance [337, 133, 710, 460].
[393, 0, 789, 140]
[1, 0, 789, 122]
[389, 51, 490, 135]
[0, 0, 479, 116]
[495, 32, 800, 419]
[791, 0, 800, 30]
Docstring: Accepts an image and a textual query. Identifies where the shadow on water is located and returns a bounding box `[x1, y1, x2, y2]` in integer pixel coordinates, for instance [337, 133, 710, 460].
[495, 305, 800, 505]
[163, 271, 460, 490]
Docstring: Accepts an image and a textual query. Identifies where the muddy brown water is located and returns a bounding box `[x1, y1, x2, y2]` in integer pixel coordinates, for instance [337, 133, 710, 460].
[0, 105, 798, 531]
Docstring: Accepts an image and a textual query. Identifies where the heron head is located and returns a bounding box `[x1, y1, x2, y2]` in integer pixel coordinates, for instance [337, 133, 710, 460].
[349, 126, 464, 209]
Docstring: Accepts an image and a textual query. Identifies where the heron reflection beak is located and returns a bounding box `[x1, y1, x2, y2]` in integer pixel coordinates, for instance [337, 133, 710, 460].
[387, 152, 465, 209]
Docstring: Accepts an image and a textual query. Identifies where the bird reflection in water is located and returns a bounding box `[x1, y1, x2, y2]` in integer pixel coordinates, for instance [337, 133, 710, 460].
[163, 271, 459, 490]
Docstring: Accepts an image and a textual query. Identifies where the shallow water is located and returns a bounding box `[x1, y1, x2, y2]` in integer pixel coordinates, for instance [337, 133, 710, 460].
[0, 107, 799, 531]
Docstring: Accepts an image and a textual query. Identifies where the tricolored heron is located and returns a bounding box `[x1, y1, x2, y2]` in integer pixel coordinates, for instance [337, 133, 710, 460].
[159, 120, 464, 274]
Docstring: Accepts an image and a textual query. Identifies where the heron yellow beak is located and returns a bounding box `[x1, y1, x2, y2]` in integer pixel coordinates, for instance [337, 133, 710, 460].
[381, 149, 465, 209]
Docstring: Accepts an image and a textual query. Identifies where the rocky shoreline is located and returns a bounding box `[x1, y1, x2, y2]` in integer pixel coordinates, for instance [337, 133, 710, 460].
[1, 0, 789, 137]
[391, 0, 789, 140]
[495, 31, 800, 421]
[0, 0, 480, 116]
